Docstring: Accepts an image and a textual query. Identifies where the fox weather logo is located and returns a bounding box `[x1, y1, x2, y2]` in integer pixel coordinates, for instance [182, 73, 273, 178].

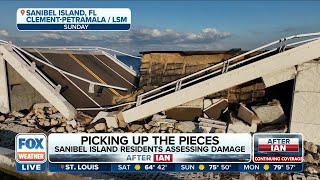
[15, 133, 47, 172]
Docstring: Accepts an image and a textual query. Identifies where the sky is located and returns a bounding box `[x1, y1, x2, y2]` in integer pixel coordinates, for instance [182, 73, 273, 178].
[0, 1, 319, 55]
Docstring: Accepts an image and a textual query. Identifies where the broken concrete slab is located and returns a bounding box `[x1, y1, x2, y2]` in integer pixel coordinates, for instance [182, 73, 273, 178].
[175, 121, 196, 133]
[160, 123, 174, 131]
[164, 98, 204, 121]
[91, 111, 109, 124]
[66, 124, 73, 133]
[203, 99, 213, 110]
[199, 122, 226, 130]
[105, 112, 119, 129]
[227, 119, 257, 133]
[166, 107, 202, 121]
[94, 122, 107, 132]
[0, 115, 5, 122]
[151, 114, 167, 121]
[181, 98, 204, 109]
[90, 111, 119, 129]
[304, 141, 318, 154]
[75, 112, 93, 126]
[50, 119, 59, 126]
[67, 119, 77, 128]
[198, 117, 227, 126]
[203, 99, 228, 120]
[258, 123, 288, 133]
[262, 66, 297, 87]
[11, 111, 25, 118]
[130, 124, 143, 132]
[155, 119, 177, 126]
[203, 99, 221, 109]
[49, 113, 63, 119]
[251, 100, 286, 124]
[33, 103, 53, 110]
[157, 119, 177, 123]
[237, 103, 259, 125]
[203, 99, 212, 118]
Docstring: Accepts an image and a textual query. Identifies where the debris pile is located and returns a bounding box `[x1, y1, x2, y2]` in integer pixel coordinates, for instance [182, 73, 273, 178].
[0, 98, 289, 135]
[0, 101, 319, 177]
[0, 103, 118, 133]
[304, 141, 320, 174]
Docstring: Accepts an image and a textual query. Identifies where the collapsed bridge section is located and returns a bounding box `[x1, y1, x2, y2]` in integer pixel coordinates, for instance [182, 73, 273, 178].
[0, 44, 139, 118]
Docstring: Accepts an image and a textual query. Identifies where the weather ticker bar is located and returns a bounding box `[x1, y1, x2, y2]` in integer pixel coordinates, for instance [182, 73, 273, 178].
[45, 162, 303, 173]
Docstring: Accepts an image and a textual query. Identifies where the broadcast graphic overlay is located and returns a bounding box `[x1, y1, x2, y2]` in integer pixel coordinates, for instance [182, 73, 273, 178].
[48, 133, 252, 172]
[48, 133, 251, 163]
[15, 133, 47, 172]
[44, 133, 301, 173]
[14, 133, 303, 173]
[253, 133, 303, 163]
[16, 8, 131, 31]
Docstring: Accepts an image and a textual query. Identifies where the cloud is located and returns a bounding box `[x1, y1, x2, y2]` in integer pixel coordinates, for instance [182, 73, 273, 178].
[120, 27, 231, 45]
[38, 32, 72, 41]
[10, 26, 232, 54]
[0, 29, 9, 37]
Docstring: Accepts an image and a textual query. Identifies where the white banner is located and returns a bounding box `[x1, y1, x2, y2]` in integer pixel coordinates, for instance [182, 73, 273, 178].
[48, 133, 251, 163]
[17, 8, 131, 24]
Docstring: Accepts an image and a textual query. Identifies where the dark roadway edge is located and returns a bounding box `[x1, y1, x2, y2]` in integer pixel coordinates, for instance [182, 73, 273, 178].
[0, 146, 86, 180]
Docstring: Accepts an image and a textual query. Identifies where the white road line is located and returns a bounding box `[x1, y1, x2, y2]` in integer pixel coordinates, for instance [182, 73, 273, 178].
[90, 52, 137, 88]
[34, 48, 102, 108]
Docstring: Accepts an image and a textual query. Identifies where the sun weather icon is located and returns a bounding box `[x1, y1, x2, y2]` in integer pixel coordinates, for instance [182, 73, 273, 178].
[263, 164, 270, 171]
[199, 164, 205, 171]
[135, 164, 141, 171]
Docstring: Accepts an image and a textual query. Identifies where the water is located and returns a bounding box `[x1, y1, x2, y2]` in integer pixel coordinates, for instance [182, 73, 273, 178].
[116, 55, 141, 73]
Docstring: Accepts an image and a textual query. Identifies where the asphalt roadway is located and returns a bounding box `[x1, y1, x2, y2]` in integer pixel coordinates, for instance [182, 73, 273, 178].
[23, 48, 138, 115]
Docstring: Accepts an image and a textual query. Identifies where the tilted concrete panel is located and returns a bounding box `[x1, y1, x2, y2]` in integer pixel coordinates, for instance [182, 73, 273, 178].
[262, 66, 296, 87]
[295, 62, 320, 92]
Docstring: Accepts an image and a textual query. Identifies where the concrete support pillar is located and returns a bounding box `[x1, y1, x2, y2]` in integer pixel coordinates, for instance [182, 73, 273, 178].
[290, 61, 320, 144]
[0, 52, 10, 113]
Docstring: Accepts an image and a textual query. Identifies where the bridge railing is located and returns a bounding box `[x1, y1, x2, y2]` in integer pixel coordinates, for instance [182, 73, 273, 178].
[134, 33, 320, 106]
[20, 46, 139, 76]
[1, 33, 320, 111]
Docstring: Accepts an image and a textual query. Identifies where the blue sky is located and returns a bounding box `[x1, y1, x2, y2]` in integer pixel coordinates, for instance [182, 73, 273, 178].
[0, 1, 319, 54]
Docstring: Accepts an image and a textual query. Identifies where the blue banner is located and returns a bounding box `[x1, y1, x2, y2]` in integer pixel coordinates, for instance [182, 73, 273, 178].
[16, 162, 46, 172]
[16, 8, 131, 31]
[17, 24, 130, 31]
[48, 162, 303, 173]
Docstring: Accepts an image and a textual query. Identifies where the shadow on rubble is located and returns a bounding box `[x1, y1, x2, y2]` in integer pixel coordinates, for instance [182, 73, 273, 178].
[0, 129, 18, 150]
[264, 79, 295, 117]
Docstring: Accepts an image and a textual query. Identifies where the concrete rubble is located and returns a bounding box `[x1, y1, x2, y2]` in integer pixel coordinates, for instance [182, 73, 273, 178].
[198, 117, 227, 133]
[165, 98, 203, 121]
[0, 98, 319, 178]
[237, 103, 260, 125]
[251, 100, 287, 124]
[0, 97, 294, 134]
[203, 99, 228, 119]
[228, 119, 257, 133]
